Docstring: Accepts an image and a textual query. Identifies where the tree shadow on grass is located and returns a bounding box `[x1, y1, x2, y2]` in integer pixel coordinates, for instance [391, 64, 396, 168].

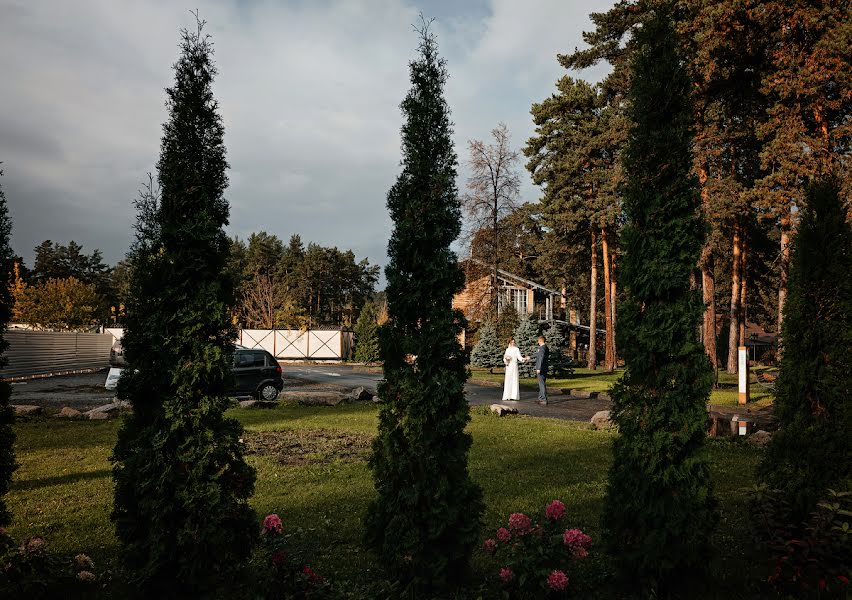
[12, 468, 112, 492]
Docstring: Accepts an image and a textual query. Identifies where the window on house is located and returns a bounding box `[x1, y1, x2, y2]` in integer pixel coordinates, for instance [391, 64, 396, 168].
[499, 287, 528, 314]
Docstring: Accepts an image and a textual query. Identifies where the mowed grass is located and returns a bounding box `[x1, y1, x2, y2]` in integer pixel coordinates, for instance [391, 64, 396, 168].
[470, 366, 775, 408]
[7, 404, 771, 598]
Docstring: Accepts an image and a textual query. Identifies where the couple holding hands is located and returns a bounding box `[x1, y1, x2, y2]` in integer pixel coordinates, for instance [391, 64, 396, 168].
[502, 335, 549, 405]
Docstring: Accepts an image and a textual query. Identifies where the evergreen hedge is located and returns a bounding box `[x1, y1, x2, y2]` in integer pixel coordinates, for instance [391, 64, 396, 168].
[760, 179, 852, 521]
[602, 6, 716, 593]
[111, 19, 256, 595]
[365, 20, 483, 592]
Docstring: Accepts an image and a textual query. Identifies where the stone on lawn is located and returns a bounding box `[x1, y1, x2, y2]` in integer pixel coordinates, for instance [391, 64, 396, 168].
[347, 386, 374, 402]
[88, 411, 110, 420]
[280, 390, 347, 406]
[590, 410, 612, 430]
[489, 403, 518, 416]
[239, 399, 278, 409]
[12, 405, 42, 416]
[57, 407, 82, 418]
[748, 430, 772, 448]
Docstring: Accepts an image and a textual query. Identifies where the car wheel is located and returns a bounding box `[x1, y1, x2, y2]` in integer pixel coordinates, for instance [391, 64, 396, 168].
[258, 384, 279, 401]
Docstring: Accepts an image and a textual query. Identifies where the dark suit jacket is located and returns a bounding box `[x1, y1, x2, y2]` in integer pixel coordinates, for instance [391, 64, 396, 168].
[535, 344, 549, 374]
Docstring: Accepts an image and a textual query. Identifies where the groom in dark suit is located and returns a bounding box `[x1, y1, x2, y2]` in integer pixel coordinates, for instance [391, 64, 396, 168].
[535, 335, 549, 405]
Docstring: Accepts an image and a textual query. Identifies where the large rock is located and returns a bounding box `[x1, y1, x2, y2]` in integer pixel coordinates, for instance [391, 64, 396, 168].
[238, 399, 278, 409]
[347, 386, 374, 402]
[12, 405, 42, 416]
[57, 407, 82, 418]
[489, 403, 518, 416]
[590, 410, 612, 430]
[279, 390, 348, 406]
[748, 429, 772, 448]
[571, 389, 598, 399]
[84, 401, 128, 419]
[87, 411, 110, 420]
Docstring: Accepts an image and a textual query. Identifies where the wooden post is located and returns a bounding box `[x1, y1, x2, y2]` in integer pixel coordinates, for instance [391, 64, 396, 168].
[738, 346, 749, 405]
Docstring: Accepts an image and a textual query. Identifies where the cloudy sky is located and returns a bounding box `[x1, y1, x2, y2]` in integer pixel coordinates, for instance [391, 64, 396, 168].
[1, 0, 612, 282]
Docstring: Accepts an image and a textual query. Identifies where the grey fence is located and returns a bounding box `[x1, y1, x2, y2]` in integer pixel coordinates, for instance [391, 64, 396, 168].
[1, 330, 113, 380]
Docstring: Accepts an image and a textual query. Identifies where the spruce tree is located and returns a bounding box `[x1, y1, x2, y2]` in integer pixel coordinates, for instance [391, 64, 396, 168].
[470, 320, 503, 370]
[353, 301, 380, 363]
[760, 180, 852, 521]
[0, 168, 16, 526]
[514, 314, 539, 378]
[602, 6, 716, 593]
[366, 19, 483, 591]
[111, 18, 256, 595]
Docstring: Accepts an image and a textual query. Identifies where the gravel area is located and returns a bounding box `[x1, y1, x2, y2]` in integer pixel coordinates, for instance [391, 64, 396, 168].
[10, 371, 116, 411]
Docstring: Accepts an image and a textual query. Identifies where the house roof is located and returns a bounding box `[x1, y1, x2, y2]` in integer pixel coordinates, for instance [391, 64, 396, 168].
[461, 257, 561, 296]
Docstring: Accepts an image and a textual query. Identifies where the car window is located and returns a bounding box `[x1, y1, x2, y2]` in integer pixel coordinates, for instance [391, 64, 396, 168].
[249, 352, 266, 367]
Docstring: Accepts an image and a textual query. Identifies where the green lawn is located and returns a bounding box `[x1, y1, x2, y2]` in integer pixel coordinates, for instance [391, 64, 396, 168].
[470, 366, 775, 408]
[7, 404, 773, 598]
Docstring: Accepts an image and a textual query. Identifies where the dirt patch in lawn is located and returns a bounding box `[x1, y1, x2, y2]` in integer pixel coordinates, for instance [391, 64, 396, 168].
[244, 429, 374, 466]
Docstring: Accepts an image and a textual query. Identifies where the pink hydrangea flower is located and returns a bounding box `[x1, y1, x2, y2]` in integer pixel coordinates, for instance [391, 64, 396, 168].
[508, 512, 532, 533]
[499, 567, 515, 584]
[263, 513, 283, 534]
[546, 499, 566, 521]
[303, 565, 323, 583]
[271, 551, 286, 566]
[563, 528, 592, 558]
[496, 527, 511, 542]
[482, 538, 497, 554]
[547, 569, 569, 591]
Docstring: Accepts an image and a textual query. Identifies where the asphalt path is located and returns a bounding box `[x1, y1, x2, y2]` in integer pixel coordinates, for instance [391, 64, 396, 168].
[284, 363, 609, 422]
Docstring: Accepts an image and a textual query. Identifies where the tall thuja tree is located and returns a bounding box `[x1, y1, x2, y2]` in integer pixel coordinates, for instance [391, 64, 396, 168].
[603, 6, 716, 593]
[366, 19, 483, 591]
[111, 18, 255, 595]
[353, 301, 380, 363]
[0, 167, 16, 526]
[760, 180, 852, 521]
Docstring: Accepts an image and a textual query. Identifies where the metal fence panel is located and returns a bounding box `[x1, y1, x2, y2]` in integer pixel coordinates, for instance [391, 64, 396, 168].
[1, 331, 113, 379]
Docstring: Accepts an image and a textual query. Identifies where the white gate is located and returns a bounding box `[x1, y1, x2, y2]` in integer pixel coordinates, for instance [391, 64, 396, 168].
[239, 328, 353, 360]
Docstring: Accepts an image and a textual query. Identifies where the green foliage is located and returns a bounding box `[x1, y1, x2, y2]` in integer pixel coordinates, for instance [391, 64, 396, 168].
[353, 302, 380, 363]
[513, 315, 539, 378]
[15, 277, 101, 330]
[750, 485, 852, 596]
[544, 321, 573, 377]
[0, 168, 15, 527]
[111, 19, 256, 596]
[470, 320, 503, 369]
[759, 180, 852, 521]
[365, 19, 483, 592]
[602, 6, 716, 593]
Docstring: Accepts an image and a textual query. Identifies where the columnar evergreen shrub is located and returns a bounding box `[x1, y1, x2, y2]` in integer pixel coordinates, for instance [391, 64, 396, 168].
[602, 6, 716, 593]
[111, 19, 256, 595]
[759, 180, 852, 521]
[353, 301, 380, 363]
[0, 168, 16, 527]
[514, 314, 539, 378]
[365, 19, 483, 592]
[470, 320, 503, 369]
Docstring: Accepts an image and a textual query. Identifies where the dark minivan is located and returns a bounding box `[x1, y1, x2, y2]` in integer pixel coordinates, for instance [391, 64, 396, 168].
[232, 348, 284, 400]
[110, 341, 283, 400]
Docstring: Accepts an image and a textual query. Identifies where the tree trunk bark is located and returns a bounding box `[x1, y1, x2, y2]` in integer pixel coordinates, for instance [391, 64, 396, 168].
[727, 224, 742, 374]
[588, 226, 597, 371]
[610, 246, 617, 368]
[778, 205, 791, 352]
[601, 226, 614, 371]
[701, 244, 718, 380]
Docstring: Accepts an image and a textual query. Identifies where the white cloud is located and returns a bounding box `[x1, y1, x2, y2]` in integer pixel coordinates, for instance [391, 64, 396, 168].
[1, 0, 614, 277]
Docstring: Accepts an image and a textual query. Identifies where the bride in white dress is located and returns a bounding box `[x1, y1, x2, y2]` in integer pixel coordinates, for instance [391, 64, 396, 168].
[502, 338, 529, 401]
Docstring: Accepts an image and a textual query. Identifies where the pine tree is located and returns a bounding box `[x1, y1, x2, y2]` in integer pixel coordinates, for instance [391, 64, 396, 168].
[470, 320, 503, 370]
[365, 19, 483, 591]
[0, 167, 16, 526]
[602, 6, 716, 593]
[353, 301, 380, 363]
[111, 18, 256, 595]
[514, 314, 539, 378]
[760, 180, 852, 522]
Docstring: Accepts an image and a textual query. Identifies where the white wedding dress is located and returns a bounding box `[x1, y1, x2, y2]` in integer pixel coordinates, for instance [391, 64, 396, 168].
[502, 346, 523, 401]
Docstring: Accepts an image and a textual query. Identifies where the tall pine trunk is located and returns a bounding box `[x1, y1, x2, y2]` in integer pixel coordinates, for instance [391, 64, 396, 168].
[727, 224, 742, 373]
[701, 245, 717, 376]
[610, 246, 617, 367]
[739, 234, 747, 346]
[778, 204, 792, 347]
[602, 226, 614, 371]
[588, 226, 598, 370]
